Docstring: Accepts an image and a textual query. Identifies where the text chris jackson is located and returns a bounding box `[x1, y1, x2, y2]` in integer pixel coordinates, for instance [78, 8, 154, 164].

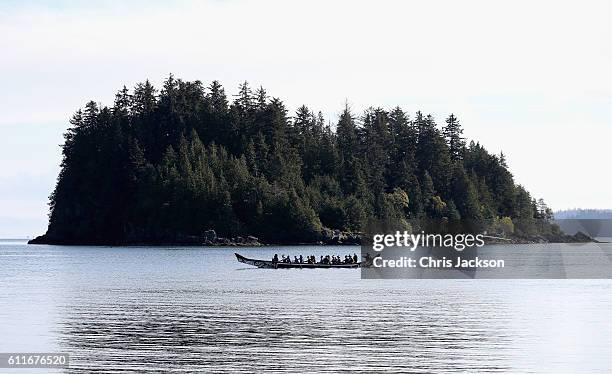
[370, 231, 505, 269]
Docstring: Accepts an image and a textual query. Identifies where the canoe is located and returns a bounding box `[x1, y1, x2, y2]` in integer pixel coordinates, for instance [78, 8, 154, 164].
[235, 253, 373, 269]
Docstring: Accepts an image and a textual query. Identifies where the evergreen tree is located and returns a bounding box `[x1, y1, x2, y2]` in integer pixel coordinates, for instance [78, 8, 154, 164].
[442, 114, 465, 161]
[449, 163, 481, 219]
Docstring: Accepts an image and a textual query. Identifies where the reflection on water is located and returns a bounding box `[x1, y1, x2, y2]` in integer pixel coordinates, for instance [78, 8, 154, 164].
[2, 242, 612, 373]
[59, 288, 513, 373]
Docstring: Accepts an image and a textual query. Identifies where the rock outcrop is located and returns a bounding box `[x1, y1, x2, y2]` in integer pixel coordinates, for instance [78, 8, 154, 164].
[202, 229, 262, 246]
[319, 228, 362, 245]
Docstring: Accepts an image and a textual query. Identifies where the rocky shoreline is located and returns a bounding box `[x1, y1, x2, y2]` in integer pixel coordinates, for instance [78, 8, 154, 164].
[27, 227, 363, 246]
[28, 228, 595, 247]
[484, 231, 595, 245]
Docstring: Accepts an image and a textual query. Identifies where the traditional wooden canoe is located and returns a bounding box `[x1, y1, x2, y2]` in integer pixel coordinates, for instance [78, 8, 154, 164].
[235, 253, 373, 269]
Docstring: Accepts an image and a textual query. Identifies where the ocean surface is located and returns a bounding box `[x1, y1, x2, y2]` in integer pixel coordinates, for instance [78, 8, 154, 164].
[1, 240, 612, 373]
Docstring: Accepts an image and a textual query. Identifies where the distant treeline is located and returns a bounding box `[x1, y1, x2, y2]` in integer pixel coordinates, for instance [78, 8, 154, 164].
[555, 209, 612, 220]
[35, 76, 556, 244]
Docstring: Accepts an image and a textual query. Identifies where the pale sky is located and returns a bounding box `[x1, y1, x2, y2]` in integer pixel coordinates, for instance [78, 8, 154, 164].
[1, 0, 611, 238]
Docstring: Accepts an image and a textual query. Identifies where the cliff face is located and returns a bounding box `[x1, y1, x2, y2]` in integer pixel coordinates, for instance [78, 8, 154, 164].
[33, 77, 555, 246]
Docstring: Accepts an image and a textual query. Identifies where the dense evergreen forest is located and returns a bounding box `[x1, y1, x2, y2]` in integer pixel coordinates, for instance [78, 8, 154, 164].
[32, 76, 557, 245]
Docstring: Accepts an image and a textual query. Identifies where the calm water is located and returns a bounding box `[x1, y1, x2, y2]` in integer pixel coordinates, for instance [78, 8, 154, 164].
[1, 240, 612, 373]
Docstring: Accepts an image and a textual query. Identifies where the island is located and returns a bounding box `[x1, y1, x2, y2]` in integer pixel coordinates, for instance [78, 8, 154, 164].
[29, 76, 585, 246]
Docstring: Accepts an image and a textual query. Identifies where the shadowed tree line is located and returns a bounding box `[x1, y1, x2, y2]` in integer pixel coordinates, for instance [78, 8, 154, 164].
[34, 76, 555, 245]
